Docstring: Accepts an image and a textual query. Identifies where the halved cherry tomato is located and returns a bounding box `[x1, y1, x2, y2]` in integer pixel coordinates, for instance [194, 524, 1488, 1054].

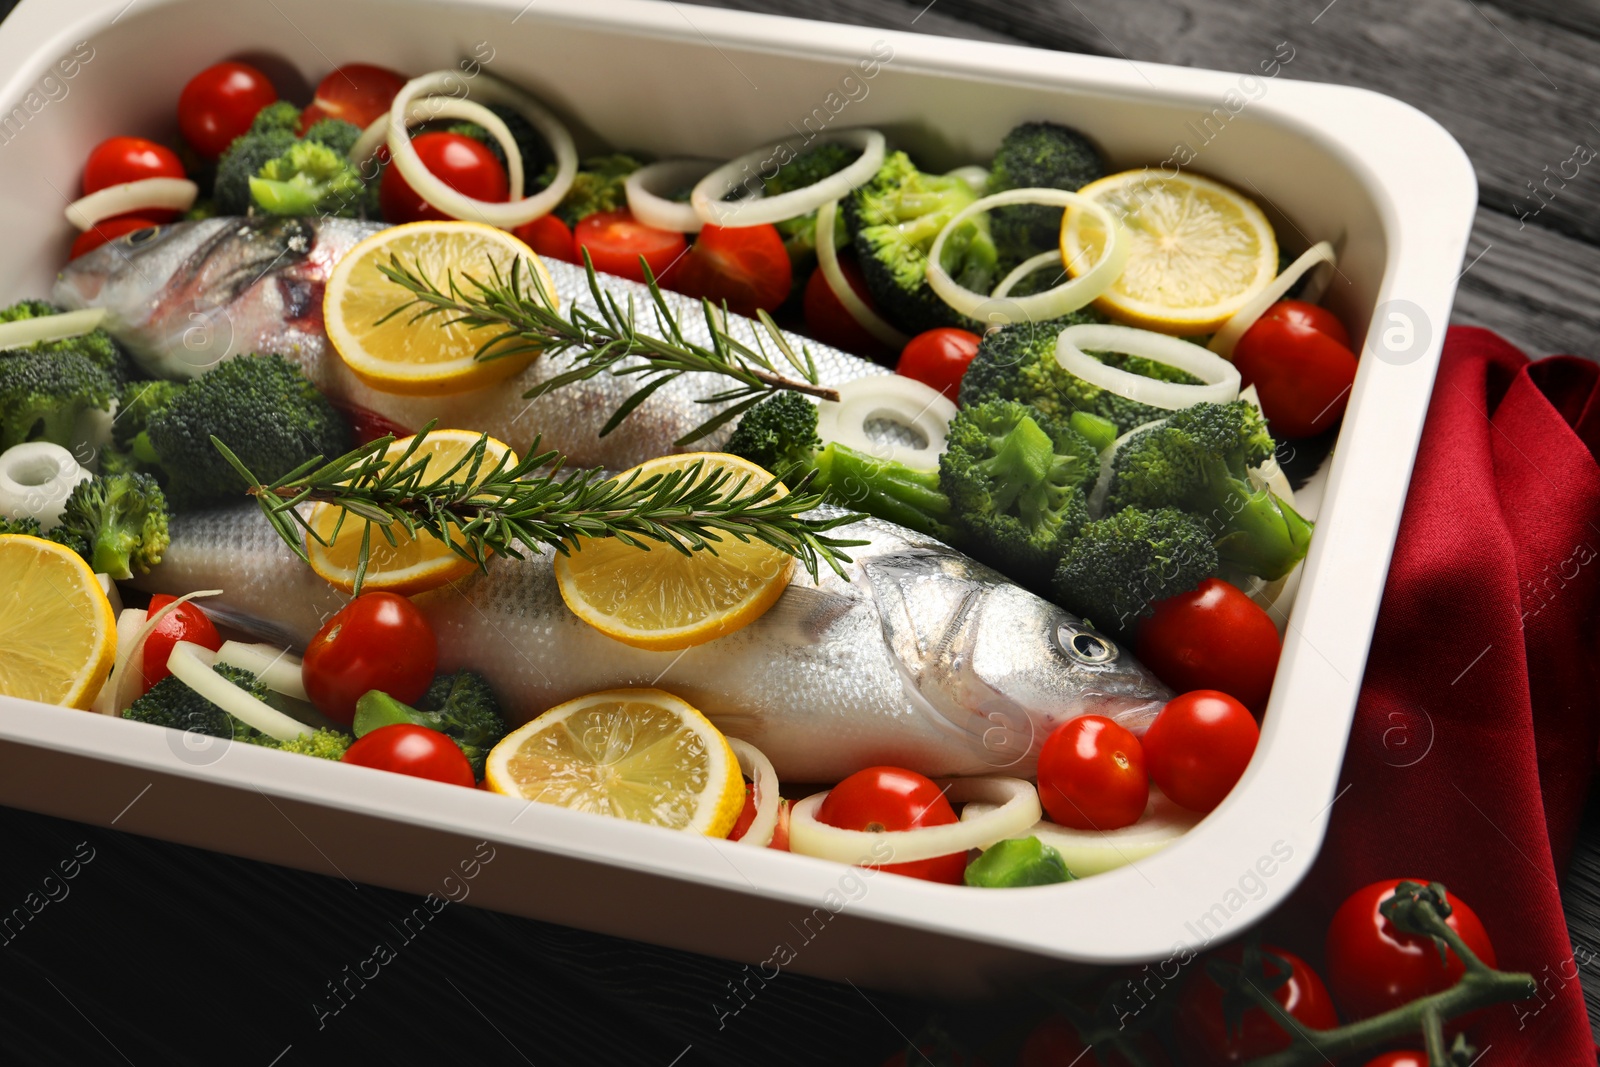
[298, 63, 407, 134]
[573, 209, 689, 285]
[342, 723, 475, 787]
[1232, 300, 1357, 438]
[301, 592, 437, 725]
[82, 137, 187, 224]
[513, 214, 578, 264]
[897, 328, 981, 402]
[70, 217, 159, 260]
[1136, 578, 1281, 714]
[1325, 879, 1498, 1021]
[141, 594, 223, 694]
[1037, 715, 1148, 830]
[1141, 690, 1258, 813]
[802, 256, 894, 362]
[178, 61, 278, 159]
[816, 766, 966, 883]
[378, 131, 509, 225]
[667, 224, 792, 318]
[1177, 944, 1338, 1065]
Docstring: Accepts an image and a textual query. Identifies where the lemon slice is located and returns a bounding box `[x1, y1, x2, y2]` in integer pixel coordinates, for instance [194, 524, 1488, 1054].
[0, 534, 116, 710]
[554, 453, 794, 651]
[485, 688, 745, 837]
[307, 429, 518, 595]
[1062, 170, 1277, 335]
[324, 220, 557, 396]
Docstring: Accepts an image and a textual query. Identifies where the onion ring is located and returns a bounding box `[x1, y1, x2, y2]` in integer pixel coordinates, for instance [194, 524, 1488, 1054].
[167, 641, 312, 742]
[727, 738, 779, 847]
[109, 590, 221, 716]
[816, 376, 956, 470]
[961, 788, 1200, 878]
[991, 250, 1063, 300]
[66, 178, 197, 231]
[0, 441, 91, 530]
[788, 776, 1041, 866]
[625, 159, 717, 233]
[1056, 324, 1240, 409]
[1208, 241, 1338, 358]
[215, 641, 309, 703]
[691, 128, 885, 228]
[815, 198, 909, 350]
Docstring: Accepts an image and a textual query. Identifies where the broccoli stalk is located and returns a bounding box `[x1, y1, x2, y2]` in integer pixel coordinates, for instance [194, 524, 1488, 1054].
[123, 664, 351, 759]
[1105, 401, 1313, 580]
[1052, 506, 1220, 636]
[53, 472, 170, 580]
[939, 400, 1097, 587]
[250, 140, 368, 216]
[353, 671, 507, 779]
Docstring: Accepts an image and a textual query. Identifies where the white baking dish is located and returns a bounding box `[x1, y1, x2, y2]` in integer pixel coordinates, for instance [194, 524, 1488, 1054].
[0, 0, 1475, 995]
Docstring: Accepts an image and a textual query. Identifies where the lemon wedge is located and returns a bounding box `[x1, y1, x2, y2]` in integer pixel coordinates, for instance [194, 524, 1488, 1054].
[485, 688, 745, 837]
[0, 534, 116, 710]
[324, 220, 556, 395]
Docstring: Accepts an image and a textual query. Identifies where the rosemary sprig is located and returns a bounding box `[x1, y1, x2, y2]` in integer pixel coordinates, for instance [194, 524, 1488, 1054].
[212, 426, 865, 596]
[374, 252, 839, 446]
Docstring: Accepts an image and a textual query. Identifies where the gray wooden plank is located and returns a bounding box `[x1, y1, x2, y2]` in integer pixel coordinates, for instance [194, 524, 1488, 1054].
[1454, 205, 1600, 358]
[1500, 0, 1600, 43]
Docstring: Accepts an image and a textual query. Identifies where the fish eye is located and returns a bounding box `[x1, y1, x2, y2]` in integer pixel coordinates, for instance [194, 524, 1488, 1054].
[1058, 624, 1117, 664]
[123, 226, 160, 246]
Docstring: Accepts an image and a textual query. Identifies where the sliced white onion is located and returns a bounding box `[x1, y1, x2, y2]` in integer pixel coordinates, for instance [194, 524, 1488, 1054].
[1087, 417, 1169, 519]
[109, 590, 221, 716]
[691, 128, 886, 228]
[92, 607, 147, 715]
[945, 165, 989, 193]
[727, 738, 779, 847]
[1208, 241, 1338, 358]
[815, 198, 909, 350]
[926, 189, 1129, 324]
[1057, 324, 1240, 409]
[625, 159, 716, 233]
[387, 71, 577, 228]
[95, 573, 124, 617]
[388, 97, 524, 203]
[962, 788, 1201, 878]
[816, 376, 956, 469]
[350, 115, 388, 167]
[0, 442, 92, 530]
[66, 178, 197, 231]
[167, 641, 311, 742]
[216, 641, 309, 703]
[0, 307, 106, 349]
[789, 776, 1040, 866]
[991, 250, 1062, 300]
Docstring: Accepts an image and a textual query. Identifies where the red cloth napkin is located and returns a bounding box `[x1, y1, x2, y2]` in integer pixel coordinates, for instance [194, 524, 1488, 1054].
[1267, 327, 1600, 1061]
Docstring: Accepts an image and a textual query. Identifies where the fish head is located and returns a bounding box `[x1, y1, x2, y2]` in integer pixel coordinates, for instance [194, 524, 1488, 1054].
[867, 550, 1171, 775]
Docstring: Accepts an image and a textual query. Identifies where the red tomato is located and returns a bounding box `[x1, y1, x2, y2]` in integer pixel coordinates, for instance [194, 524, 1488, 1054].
[82, 137, 186, 223]
[141, 594, 222, 694]
[1325, 879, 1498, 1021]
[301, 592, 437, 725]
[1136, 578, 1281, 714]
[379, 132, 509, 224]
[1141, 691, 1258, 813]
[325, 398, 411, 446]
[342, 723, 475, 787]
[1177, 945, 1338, 1065]
[1036, 716, 1148, 831]
[728, 785, 792, 850]
[573, 209, 689, 285]
[1232, 300, 1358, 438]
[770, 798, 791, 851]
[802, 256, 894, 362]
[1362, 1055, 1427, 1067]
[513, 214, 578, 264]
[897, 328, 981, 402]
[667, 224, 792, 318]
[70, 217, 160, 260]
[816, 766, 966, 883]
[178, 61, 278, 159]
[297, 63, 406, 134]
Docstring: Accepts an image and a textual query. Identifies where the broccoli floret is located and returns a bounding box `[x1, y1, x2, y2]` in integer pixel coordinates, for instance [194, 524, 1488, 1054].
[136, 353, 352, 510]
[1053, 506, 1219, 636]
[214, 128, 298, 215]
[0, 514, 41, 537]
[845, 151, 999, 334]
[1105, 401, 1313, 580]
[302, 118, 362, 158]
[268, 728, 352, 760]
[939, 400, 1098, 587]
[125, 664, 350, 759]
[0, 514, 90, 557]
[765, 143, 855, 269]
[250, 139, 368, 218]
[723, 390, 821, 476]
[53, 472, 169, 579]
[182, 199, 218, 222]
[0, 299, 138, 386]
[985, 121, 1105, 262]
[250, 101, 303, 135]
[353, 671, 506, 779]
[0, 350, 115, 450]
[112, 379, 185, 452]
[549, 154, 642, 226]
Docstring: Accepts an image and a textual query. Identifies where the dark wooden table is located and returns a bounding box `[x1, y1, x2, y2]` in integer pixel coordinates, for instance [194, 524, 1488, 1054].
[3, 1, 1596, 1063]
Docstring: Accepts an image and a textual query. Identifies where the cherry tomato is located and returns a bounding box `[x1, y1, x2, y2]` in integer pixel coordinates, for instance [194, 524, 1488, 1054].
[728, 784, 792, 850]
[379, 132, 509, 224]
[178, 61, 278, 159]
[1177, 944, 1338, 1065]
[802, 256, 894, 362]
[140, 594, 222, 694]
[513, 214, 578, 264]
[342, 723, 475, 787]
[297, 63, 406, 134]
[897, 328, 981, 402]
[573, 209, 689, 285]
[1325, 879, 1498, 1021]
[1232, 300, 1358, 438]
[70, 217, 160, 260]
[1362, 1054, 1427, 1067]
[301, 592, 437, 725]
[1141, 691, 1258, 813]
[667, 224, 792, 318]
[770, 798, 791, 851]
[325, 398, 410, 446]
[82, 137, 186, 223]
[1136, 578, 1281, 714]
[816, 766, 966, 883]
[1037, 716, 1148, 831]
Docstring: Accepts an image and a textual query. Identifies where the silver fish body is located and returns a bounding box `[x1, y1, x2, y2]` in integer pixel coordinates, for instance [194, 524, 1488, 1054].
[53, 217, 888, 470]
[133, 506, 1170, 782]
